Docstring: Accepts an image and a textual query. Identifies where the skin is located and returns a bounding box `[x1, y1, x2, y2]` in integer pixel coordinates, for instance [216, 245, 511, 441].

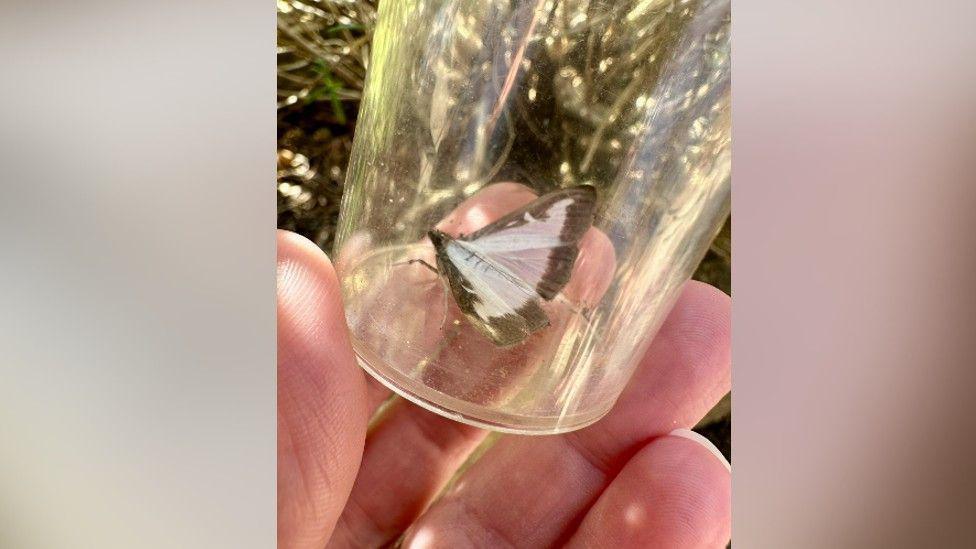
[278, 187, 732, 548]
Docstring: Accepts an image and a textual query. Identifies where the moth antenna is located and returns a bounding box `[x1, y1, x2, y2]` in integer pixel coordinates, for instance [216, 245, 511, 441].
[393, 258, 440, 274]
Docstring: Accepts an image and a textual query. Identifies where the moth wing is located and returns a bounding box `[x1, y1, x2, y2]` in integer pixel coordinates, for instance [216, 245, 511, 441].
[462, 186, 597, 300]
[440, 239, 549, 347]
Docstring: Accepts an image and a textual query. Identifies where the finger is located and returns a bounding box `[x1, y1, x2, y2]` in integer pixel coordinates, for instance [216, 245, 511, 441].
[436, 181, 539, 234]
[563, 281, 732, 470]
[328, 401, 487, 548]
[278, 230, 370, 549]
[327, 184, 542, 547]
[401, 282, 731, 548]
[566, 430, 731, 549]
[365, 376, 392, 414]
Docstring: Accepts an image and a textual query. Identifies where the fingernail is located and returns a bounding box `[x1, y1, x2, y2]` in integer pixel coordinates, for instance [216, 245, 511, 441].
[669, 428, 731, 473]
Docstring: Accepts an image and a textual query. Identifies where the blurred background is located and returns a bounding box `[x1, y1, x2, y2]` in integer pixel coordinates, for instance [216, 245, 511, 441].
[276, 0, 732, 457]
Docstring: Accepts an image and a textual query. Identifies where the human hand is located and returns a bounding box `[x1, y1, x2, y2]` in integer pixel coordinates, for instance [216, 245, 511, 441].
[278, 225, 730, 549]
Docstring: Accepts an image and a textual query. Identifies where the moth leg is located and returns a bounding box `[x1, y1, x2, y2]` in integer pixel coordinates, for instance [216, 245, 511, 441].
[439, 285, 450, 331]
[551, 293, 595, 324]
[581, 306, 594, 323]
[410, 319, 462, 377]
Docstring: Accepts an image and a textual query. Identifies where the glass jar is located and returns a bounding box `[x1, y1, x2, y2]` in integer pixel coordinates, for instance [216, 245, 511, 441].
[334, 0, 730, 434]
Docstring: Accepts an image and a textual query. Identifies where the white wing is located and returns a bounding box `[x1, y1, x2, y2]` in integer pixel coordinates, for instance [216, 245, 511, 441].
[462, 186, 597, 300]
[440, 239, 549, 347]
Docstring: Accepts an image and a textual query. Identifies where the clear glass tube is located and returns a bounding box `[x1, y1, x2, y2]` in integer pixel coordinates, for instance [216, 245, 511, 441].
[335, 0, 730, 434]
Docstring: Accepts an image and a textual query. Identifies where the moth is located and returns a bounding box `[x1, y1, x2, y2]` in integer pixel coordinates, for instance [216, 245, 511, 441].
[411, 185, 597, 347]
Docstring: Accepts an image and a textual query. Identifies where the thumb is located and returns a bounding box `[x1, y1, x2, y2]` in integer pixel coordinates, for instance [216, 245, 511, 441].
[277, 230, 368, 549]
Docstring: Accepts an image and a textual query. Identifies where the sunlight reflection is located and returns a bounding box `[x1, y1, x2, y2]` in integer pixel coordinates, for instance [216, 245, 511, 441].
[624, 503, 646, 528]
[409, 526, 436, 549]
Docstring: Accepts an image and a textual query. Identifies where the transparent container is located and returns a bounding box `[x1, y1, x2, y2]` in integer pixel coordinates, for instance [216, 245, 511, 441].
[334, 0, 730, 434]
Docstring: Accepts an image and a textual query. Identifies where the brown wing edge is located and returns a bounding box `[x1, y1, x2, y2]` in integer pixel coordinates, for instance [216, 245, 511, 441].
[474, 301, 549, 347]
[535, 186, 597, 300]
[462, 185, 598, 242]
